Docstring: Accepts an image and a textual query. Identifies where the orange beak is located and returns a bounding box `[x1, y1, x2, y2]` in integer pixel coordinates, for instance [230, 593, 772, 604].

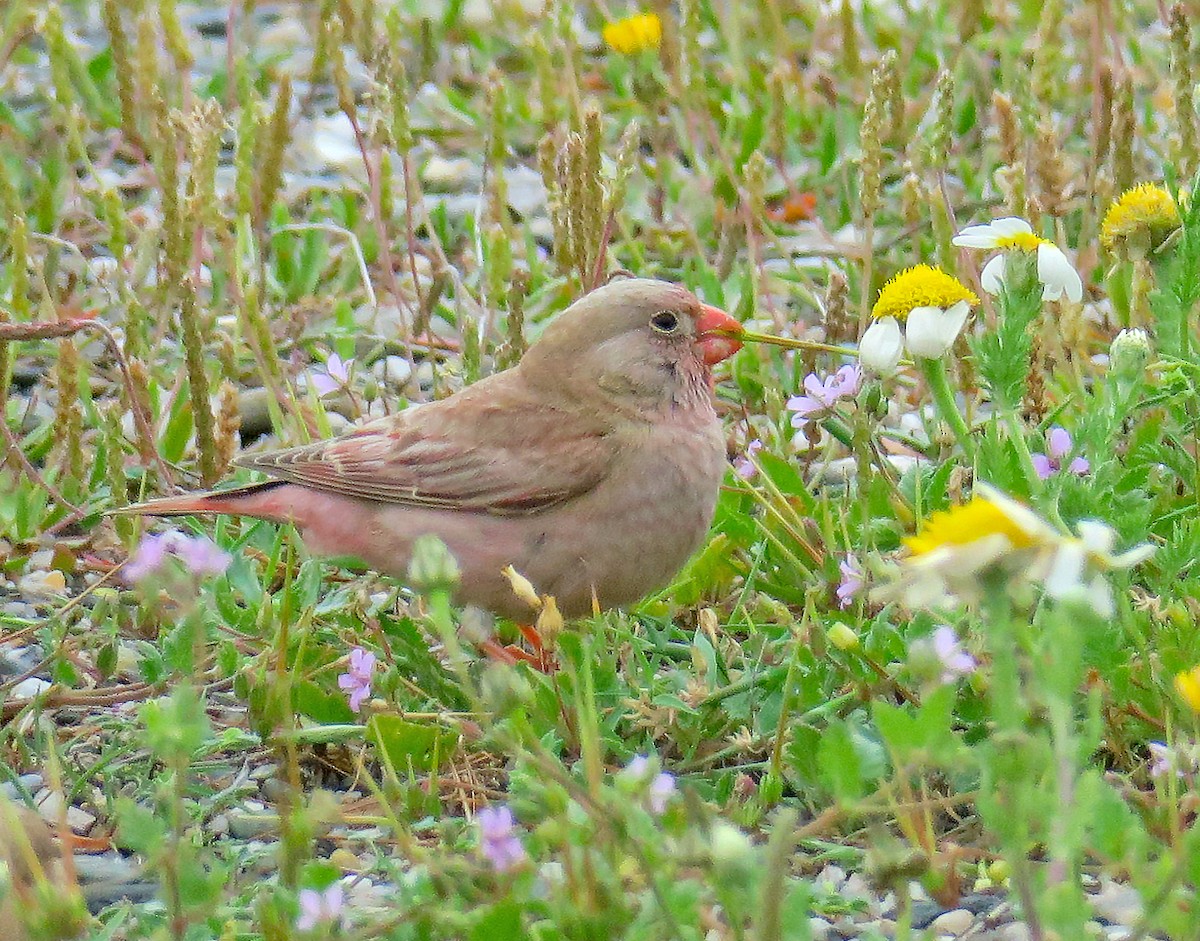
[695, 303, 743, 366]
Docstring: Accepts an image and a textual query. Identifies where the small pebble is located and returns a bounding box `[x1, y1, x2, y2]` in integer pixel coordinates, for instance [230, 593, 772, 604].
[330, 847, 364, 872]
[17, 569, 67, 597]
[930, 908, 974, 936]
[808, 917, 835, 941]
[11, 677, 52, 699]
[227, 810, 278, 839]
[34, 789, 95, 834]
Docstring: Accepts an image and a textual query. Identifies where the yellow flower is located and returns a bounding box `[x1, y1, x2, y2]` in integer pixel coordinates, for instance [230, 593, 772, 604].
[904, 494, 1044, 556]
[1100, 183, 1181, 249]
[602, 12, 662, 55]
[876, 484, 1153, 615]
[859, 265, 978, 373]
[871, 265, 979, 323]
[1176, 666, 1200, 712]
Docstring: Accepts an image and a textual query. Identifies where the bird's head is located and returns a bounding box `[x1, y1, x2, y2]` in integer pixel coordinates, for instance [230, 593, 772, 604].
[520, 278, 743, 411]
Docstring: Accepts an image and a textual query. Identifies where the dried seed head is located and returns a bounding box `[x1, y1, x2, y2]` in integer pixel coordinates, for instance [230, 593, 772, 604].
[257, 74, 292, 227]
[860, 94, 883, 220]
[1032, 0, 1065, 109]
[993, 91, 1021, 168]
[1169, 3, 1198, 176]
[1094, 64, 1115, 169]
[485, 70, 510, 229]
[215, 380, 241, 475]
[925, 70, 955, 171]
[1112, 75, 1136, 194]
[822, 269, 853, 346]
[1032, 120, 1072, 216]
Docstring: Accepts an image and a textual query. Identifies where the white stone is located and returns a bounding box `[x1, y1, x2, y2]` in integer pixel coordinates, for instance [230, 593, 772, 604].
[17, 569, 66, 597]
[930, 908, 974, 936]
[10, 678, 51, 699]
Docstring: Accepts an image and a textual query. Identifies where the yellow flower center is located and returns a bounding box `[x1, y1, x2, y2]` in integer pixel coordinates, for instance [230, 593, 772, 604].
[1101, 183, 1181, 248]
[993, 232, 1050, 252]
[602, 12, 663, 55]
[1175, 666, 1200, 713]
[904, 496, 1038, 556]
[871, 264, 979, 322]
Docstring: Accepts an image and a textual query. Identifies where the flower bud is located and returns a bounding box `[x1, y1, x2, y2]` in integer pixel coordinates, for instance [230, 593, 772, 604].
[1110, 328, 1151, 382]
[709, 821, 754, 868]
[535, 595, 564, 643]
[828, 622, 861, 651]
[502, 565, 542, 611]
[406, 535, 461, 594]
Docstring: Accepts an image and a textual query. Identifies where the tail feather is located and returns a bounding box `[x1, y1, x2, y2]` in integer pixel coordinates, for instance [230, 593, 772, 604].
[109, 481, 288, 519]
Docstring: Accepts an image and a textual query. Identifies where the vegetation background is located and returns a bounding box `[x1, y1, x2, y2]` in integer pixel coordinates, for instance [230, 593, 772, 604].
[2, 0, 1200, 939]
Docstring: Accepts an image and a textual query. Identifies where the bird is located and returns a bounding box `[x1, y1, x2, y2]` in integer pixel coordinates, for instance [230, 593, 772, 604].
[0, 803, 70, 941]
[117, 278, 744, 621]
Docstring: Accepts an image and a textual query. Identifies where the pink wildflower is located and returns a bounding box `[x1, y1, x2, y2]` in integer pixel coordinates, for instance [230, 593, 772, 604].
[733, 439, 764, 480]
[296, 885, 345, 931]
[477, 805, 527, 873]
[338, 648, 376, 712]
[1031, 427, 1089, 480]
[787, 364, 861, 426]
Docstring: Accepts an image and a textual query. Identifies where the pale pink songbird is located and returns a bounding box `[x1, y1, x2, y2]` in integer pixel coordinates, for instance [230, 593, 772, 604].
[119, 279, 743, 619]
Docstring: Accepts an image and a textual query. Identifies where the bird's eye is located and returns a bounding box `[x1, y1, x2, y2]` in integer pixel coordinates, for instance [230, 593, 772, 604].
[650, 310, 680, 333]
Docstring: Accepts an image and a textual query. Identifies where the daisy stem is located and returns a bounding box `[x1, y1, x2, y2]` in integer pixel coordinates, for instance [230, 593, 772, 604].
[1005, 411, 1042, 492]
[920, 357, 975, 462]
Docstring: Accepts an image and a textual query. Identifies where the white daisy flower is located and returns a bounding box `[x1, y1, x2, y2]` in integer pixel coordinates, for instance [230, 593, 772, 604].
[860, 265, 980, 373]
[953, 217, 1083, 303]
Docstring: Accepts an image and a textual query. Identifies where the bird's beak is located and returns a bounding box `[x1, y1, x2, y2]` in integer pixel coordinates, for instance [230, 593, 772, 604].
[695, 304, 743, 365]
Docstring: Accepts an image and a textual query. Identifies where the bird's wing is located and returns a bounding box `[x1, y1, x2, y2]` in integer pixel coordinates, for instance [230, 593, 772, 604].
[234, 375, 617, 515]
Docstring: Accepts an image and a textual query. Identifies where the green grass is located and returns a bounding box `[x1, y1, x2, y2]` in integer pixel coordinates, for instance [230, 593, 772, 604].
[3, 0, 1200, 938]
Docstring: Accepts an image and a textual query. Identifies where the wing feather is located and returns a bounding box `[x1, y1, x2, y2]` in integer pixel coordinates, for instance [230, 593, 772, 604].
[234, 373, 615, 515]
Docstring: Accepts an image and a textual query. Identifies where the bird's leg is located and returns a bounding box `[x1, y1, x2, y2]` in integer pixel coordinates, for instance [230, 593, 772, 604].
[477, 638, 539, 667]
[517, 623, 557, 673]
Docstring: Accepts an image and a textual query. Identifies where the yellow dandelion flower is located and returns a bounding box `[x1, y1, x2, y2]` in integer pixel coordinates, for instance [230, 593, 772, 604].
[871, 265, 979, 323]
[1100, 183, 1181, 249]
[903, 494, 1042, 556]
[602, 12, 662, 55]
[1175, 666, 1200, 712]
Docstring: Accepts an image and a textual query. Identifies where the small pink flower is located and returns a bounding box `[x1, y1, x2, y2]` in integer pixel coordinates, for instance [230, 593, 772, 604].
[625, 754, 677, 815]
[647, 771, 677, 814]
[308, 353, 352, 398]
[787, 365, 862, 426]
[1031, 427, 1089, 480]
[338, 647, 376, 712]
[1148, 742, 1176, 778]
[837, 555, 863, 608]
[125, 532, 231, 583]
[733, 439, 764, 480]
[296, 884, 345, 931]
[477, 805, 527, 872]
[931, 626, 977, 683]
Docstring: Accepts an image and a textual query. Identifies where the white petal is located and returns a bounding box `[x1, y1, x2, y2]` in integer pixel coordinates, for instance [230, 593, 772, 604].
[980, 254, 1007, 294]
[1037, 244, 1083, 303]
[953, 224, 1003, 249]
[905, 302, 969, 359]
[1075, 520, 1116, 555]
[859, 317, 904, 375]
[1044, 542, 1087, 600]
[990, 217, 1034, 237]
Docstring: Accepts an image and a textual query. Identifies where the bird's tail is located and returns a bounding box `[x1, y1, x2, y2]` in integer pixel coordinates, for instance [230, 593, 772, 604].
[109, 481, 289, 520]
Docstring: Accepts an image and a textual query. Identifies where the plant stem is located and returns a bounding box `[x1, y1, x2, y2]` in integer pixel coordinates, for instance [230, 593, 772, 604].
[921, 357, 975, 462]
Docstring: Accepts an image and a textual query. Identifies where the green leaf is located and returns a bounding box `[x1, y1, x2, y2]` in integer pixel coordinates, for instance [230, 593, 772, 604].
[367, 715, 459, 774]
[470, 901, 524, 941]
